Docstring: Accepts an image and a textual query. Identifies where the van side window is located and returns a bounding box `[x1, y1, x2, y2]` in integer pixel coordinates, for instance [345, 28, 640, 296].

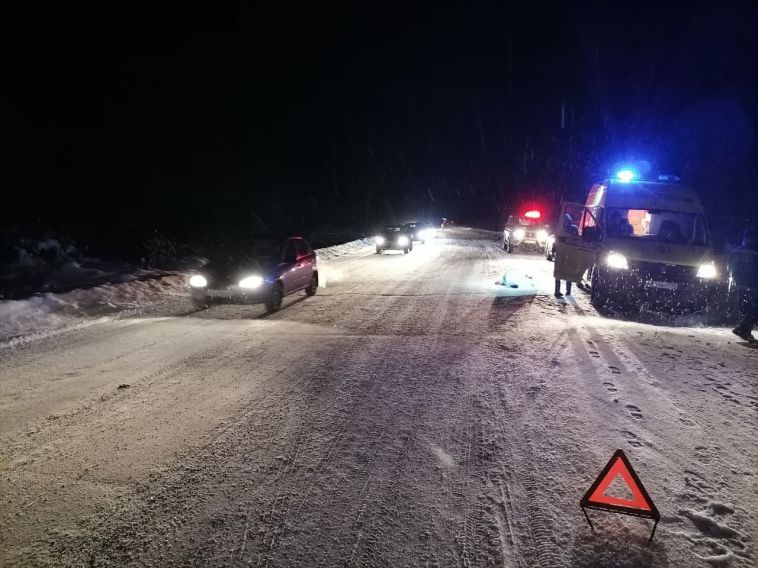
[581, 208, 602, 242]
[562, 204, 583, 236]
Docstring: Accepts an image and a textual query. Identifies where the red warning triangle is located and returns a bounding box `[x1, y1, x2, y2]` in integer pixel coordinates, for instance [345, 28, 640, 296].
[580, 449, 659, 520]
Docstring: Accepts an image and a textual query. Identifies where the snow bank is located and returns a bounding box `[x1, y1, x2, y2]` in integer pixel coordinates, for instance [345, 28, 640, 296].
[315, 238, 375, 287]
[0, 236, 170, 300]
[315, 237, 374, 261]
[0, 275, 187, 347]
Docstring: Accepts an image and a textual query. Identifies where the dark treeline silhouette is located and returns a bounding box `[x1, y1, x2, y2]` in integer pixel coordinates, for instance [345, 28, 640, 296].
[1, 3, 756, 257]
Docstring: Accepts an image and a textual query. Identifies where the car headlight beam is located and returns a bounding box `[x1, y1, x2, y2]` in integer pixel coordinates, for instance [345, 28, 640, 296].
[696, 262, 718, 279]
[189, 275, 208, 288]
[376, 236, 386, 245]
[397, 235, 410, 247]
[606, 252, 629, 270]
[239, 275, 264, 289]
[513, 228, 526, 240]
[537, 229, 549, 242]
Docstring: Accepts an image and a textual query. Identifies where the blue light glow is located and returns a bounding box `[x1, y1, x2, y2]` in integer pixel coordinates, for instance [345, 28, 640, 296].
[616, 169, 636, 183]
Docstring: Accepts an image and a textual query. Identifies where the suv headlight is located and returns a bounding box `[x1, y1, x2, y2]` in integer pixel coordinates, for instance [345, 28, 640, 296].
[239, 275, 264, 289]
[397, 235, 409, 246]
[606, 252, 629, 270]
[696, 262, 718, 279]
[513, 228, 526, 240]
[376, 236, 386, 245]
[537, 229, 549, 242]
[189, 275, 208, 288]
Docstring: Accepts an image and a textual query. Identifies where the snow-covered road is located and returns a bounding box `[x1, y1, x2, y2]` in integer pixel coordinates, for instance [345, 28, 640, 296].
[1, 229, 756, 567]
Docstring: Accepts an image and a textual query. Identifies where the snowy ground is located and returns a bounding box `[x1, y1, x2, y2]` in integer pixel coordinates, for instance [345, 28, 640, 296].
[0, 229, 755, 567]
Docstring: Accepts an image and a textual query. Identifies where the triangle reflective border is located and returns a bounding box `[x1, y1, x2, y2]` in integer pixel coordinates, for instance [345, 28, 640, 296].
[580, 449, 660, 542]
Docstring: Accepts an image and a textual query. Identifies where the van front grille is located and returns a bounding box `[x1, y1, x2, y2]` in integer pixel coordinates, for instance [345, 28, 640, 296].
[631, 261, 698, 283]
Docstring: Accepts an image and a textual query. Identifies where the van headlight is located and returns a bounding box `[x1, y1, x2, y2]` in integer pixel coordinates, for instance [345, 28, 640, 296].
[189, 275, 208, 288]
[239, 275, 264, 289]
[606, 252, 629, 270]
[696, 262, 718, 279]
[513, 228, 526, 240]
[537, 229, 549, 242]
[376, 236, 386, 245]
[397, 235, 410, 246]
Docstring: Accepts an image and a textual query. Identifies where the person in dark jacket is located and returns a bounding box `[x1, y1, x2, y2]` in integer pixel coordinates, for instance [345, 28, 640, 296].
[554, 213, 578, 297]
[729, 228, 758, 342]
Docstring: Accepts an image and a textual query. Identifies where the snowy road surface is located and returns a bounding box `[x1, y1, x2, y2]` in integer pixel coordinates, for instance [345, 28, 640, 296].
[1, 229, 756, 567]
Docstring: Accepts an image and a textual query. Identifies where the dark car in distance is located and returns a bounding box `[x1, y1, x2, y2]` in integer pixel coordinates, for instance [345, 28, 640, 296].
[404, 221, 436, 243]
[188, 236, 318, 312]
[376, 225, 413, 254]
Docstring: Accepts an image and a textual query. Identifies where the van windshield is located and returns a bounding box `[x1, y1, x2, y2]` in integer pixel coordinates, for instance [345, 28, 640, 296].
[605, 208, 709, 246]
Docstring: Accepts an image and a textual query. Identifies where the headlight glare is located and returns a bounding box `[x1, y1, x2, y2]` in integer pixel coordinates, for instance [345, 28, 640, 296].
[189, 275, 208, 288]
[606, 252, 629, 270]
[376, 236, 386, 245]
[537, 229, 549, 242]
[239, 275, 264, 289]
[397, 235, 410, 246]
[697, 262, 718, 279]
[513, 228, 526, 240]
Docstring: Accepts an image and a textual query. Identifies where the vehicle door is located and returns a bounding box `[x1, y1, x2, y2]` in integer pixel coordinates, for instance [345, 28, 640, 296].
[280, 238, 300, 293]
[554, 202, 602, 283]
[504, 215, 516, 237]
[293, 239, 315, 288]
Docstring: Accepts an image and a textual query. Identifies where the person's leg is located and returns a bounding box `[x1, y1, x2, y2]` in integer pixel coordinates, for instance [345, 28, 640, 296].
[566, 281, 572, 295]
[733, 297, 757, 340]
[554, 279, 563, 297]
[744, 301, 758, 329]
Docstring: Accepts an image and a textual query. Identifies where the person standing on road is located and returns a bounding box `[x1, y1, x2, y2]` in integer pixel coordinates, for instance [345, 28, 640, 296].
[554, 213, 578, 298]
[729, 228, 758, 342]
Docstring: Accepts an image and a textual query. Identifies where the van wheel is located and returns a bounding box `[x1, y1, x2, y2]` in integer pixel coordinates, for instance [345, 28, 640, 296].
[590, 269, 608, 309]
[376, 247, 383, 254]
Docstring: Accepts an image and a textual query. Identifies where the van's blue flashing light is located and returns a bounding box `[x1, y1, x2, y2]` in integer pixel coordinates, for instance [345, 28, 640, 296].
[616, 169, 636, 183]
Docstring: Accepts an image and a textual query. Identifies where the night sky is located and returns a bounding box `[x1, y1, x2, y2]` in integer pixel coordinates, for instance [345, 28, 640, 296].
[2, 2, 757, 253]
